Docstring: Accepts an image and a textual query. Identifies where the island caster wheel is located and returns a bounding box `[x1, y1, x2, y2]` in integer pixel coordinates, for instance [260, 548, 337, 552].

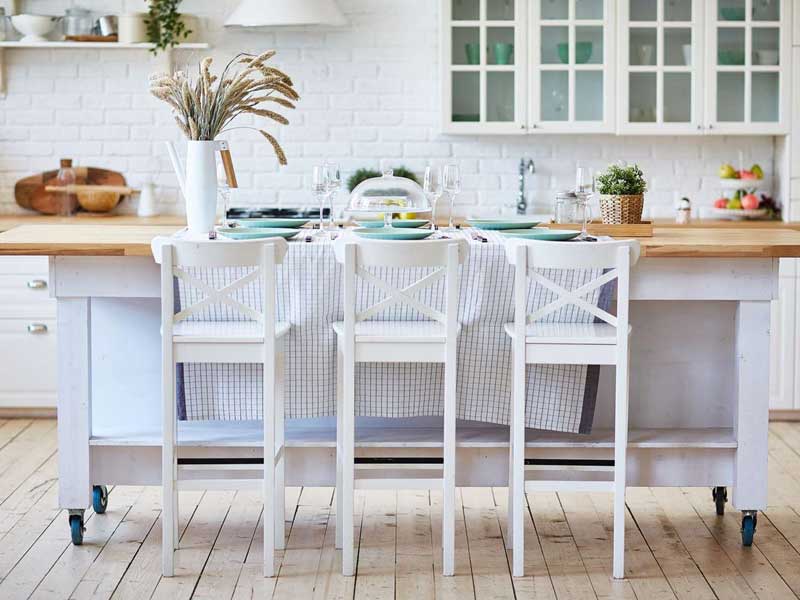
[92, 485, 108, 514]
[712, 486, 727, 516]
[741, 512, 757, 547]
[69, 513, 85, 545]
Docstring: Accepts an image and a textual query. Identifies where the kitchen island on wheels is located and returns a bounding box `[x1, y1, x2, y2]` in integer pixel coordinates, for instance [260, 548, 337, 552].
[1, 224, 798, 547]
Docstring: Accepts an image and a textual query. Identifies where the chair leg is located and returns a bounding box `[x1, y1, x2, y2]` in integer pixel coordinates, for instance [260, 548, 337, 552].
[274, 350, 286, 551]
[173, 489, 179, 550]
[442, 349, 456, 577]
[506, 440, 514, 551]
[613, 354, 630, 580]
[511, 343, 526, 578]
[162, 363, 175, 577]
[342, 348, 355, 577]
[263, 357, 276, 578]
[335, 348, 344, 550]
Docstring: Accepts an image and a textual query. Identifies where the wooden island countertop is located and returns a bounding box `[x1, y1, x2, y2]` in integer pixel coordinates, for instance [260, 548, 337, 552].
[2, 223, 800, 258]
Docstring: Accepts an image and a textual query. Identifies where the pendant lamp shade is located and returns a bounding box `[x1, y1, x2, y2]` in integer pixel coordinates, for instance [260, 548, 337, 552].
[225, 0, 348, 27]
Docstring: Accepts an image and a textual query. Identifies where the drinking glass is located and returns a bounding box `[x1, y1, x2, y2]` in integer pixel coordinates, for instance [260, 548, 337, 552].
[575, 167, 595, 239]
[324, 162, 341, 232]
[312, 165, 329, 237]
[423, 166, 443, 229]
[442, 164, 461, 231]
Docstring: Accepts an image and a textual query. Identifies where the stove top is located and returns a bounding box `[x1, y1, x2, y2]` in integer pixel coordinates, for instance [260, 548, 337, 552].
[227, 207, 329, 219]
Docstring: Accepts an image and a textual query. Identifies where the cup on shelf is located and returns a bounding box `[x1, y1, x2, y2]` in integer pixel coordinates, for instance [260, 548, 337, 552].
[637, 44, 654, 66]
[117, 13, 147, 44]
[465, 42, 480, 65]
[682, 44, 692, 66]
[493, 42, 513, 65]
[756, 50, 778, 65]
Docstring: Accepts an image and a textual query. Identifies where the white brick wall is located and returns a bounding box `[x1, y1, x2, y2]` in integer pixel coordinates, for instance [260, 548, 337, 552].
[0, 0, 779, 220]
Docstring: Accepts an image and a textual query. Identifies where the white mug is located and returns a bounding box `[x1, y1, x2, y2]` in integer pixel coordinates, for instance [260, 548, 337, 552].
[117, 13, 146, 44]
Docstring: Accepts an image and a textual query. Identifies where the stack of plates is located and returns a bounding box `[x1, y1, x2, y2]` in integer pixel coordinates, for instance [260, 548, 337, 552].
[217, 218, 310, 240]
[352, 228, 435, 240]
[467, 218, 581, 241]
[356, 219, 430, 229]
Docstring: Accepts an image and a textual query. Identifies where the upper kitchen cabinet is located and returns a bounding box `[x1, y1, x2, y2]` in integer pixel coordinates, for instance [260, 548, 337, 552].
[441, 0, 528, 133]
[618, 0, 703, 134]
[704, 0, 790, 134]
[529, 0, 616, 132]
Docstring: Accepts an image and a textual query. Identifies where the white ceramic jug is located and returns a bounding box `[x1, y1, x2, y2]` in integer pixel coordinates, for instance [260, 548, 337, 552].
[166, 140, 237, 235]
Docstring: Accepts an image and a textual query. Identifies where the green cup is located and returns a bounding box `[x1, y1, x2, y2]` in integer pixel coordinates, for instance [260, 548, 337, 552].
[465, 43, 480, 65]
[493, 42, 513, 65]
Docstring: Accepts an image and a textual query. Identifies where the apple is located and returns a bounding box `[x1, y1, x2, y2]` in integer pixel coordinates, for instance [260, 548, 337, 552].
[714, 197, 728, 209]
[742, 194, 760, 210]
[740, 170, 757, 180]
[727, 198, 743, 209]
[719, 163, 737, 179]
[751, 164, 764, 179]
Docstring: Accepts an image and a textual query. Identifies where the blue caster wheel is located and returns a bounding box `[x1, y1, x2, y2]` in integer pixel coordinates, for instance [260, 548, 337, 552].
[712, 486, 727, 516]
[69, 514, 84, 545]
[92, 485, 108, 514]
[741, 513, 757, 546]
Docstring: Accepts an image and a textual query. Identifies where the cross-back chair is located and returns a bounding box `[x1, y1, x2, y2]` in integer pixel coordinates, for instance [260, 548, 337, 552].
[158, 238, 289, 578]
[332, 236, 468, 577]
[504, 238, 640, 580]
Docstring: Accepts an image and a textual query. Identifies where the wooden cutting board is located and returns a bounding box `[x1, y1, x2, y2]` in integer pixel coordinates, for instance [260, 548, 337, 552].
[15, 168, 127, 215]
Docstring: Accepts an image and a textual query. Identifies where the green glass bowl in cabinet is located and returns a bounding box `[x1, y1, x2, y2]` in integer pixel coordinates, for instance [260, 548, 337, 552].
[557, 42, 593, 64]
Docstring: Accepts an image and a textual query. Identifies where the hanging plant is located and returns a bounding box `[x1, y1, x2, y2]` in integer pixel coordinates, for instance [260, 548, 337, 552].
[146, 0, 192, 55]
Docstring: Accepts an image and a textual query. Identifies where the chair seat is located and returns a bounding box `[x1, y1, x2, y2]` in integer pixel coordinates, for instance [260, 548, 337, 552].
[173, 320, 290, 343]
[503, 322, 629, 344]
[332, 321, 460, 343]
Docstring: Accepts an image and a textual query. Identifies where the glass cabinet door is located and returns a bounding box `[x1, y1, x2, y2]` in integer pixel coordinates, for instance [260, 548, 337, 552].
[707, 0, 787, 133]
[443, 0, 527, 133]
[530, 0, 614, 132]
[619, 0, 702, 133]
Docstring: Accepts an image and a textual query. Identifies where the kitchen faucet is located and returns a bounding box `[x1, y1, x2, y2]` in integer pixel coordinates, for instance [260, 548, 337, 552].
[517, 158, 535, 215]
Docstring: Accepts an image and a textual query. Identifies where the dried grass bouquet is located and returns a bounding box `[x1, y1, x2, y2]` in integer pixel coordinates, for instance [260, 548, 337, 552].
[148, 51, 299, 165]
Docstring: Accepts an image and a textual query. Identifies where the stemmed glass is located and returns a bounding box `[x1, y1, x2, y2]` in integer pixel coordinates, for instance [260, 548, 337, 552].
[423, 166, 443, 230]
[442, 164, 461, 232]
[575, 166, 595, 240]
[324, 162, 341, 233]
[312, 165, 329, 238]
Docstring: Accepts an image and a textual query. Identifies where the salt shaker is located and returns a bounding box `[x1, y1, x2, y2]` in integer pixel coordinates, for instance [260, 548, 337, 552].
[676, 197, 691, 224]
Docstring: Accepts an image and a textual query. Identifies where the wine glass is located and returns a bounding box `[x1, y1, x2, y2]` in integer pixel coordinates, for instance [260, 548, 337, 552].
[442, 164, 461, 232]
[324, 162, 341, 233]
[423, 166, 443, 230]
[575, 166, 595, 240]
[312, 165, 329, 238]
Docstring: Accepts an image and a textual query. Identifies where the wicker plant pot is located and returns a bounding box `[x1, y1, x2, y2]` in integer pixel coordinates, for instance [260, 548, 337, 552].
[599, 194, 644, 224]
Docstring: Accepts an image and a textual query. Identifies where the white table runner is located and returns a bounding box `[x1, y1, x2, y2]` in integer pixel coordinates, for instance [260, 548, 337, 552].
[170, 230, 611, 434]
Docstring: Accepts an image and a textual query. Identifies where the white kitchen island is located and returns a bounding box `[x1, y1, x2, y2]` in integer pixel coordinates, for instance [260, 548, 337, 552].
[1, 224, 798, 547]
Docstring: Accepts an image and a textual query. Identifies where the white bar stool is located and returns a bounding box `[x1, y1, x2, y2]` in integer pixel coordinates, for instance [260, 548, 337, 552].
[332, 236, 467, 577]
[504, 238, 640, 580]
[158, 238, 289, 578]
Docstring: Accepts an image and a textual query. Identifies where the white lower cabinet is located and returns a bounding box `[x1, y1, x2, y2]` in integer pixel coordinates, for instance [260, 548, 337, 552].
[0, 257, 57, 410]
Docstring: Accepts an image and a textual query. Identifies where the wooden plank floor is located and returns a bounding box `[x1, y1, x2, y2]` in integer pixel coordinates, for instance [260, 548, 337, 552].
[2, 420, 800, 599]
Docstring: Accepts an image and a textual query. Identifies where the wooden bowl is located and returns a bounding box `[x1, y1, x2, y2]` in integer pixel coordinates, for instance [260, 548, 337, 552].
[77, 190, 121, 213]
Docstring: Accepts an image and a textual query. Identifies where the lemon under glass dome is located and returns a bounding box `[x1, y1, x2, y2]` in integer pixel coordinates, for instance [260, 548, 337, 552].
[347, 170, 431, 228]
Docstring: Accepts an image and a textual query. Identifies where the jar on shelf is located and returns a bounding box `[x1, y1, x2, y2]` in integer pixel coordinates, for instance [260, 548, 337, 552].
[63, 7, 92, 38]
[55, 159, 78, 217]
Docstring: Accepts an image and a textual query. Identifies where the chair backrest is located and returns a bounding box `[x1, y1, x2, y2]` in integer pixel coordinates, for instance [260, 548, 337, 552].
[333, 237, 468, 329]
[158, 238, 288, 333]
[505, 239, 640, 344]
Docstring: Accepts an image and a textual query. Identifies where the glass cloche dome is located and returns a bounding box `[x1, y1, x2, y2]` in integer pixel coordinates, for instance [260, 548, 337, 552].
[347, 170, 431, 228]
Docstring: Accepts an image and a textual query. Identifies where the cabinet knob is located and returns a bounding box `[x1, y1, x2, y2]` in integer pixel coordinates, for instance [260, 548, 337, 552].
[27, 279, 47, 289]
[27, 323, 48, 334]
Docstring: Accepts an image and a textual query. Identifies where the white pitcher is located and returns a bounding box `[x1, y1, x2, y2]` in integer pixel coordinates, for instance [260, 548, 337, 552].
[165, 140, 238, 235]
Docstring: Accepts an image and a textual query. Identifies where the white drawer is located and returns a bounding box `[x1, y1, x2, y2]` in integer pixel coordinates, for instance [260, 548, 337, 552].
[0, 256, 49, 275]
[0, 318, 57, 408]
[0, 273, 55, 318]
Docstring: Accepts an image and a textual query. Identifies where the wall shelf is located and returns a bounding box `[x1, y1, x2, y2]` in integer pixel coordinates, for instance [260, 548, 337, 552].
[0, 41, 211, 96]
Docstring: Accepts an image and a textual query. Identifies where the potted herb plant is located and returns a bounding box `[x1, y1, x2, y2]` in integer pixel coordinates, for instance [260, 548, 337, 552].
[596, 163, 647, 224]
[146, 0, 192, 54]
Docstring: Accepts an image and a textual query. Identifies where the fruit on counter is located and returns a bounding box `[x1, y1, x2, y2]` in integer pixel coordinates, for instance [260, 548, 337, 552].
[742, 193, 760, 210]
[713, 197, 728, 209]
[751, 164, 764, 179]
[719, 163, 738, 179]
[727, 197, 743, 209]
[739, 169, 757, 180]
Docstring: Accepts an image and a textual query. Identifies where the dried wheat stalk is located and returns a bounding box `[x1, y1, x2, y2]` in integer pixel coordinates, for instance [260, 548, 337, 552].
[149, 51, 298, 165]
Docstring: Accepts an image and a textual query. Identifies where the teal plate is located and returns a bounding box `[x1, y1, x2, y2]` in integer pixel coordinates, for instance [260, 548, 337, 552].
[217, 227, 300, 240]
[500, 228, 581, 241]
[352, 227, 435, 241]
[237, 218, 310, 229]
[467, 218, 541, 230]
[356, 219, 430, 229]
